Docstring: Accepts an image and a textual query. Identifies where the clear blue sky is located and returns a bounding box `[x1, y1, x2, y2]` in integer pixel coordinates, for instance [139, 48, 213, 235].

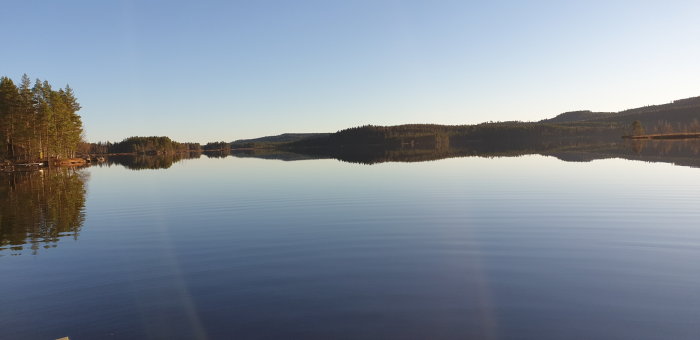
[3, 1, 700, 143]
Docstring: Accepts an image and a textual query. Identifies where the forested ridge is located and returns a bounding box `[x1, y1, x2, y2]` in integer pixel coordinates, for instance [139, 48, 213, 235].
[541, 96, 700, 133]
[0, 75, 83, 162]
[286, 95, 700, 151]
[286, 121, 625, 151]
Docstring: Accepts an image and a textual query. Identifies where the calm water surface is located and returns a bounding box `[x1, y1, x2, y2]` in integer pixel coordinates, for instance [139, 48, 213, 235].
[1, 155, 699, 339]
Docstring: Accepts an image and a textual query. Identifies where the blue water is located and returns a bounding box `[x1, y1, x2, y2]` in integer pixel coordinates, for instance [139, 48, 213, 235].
[1, 155, 699, 339]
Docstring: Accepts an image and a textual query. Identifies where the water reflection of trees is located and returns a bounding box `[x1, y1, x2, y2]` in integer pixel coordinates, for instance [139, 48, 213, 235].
[616, 139, 700, 167]
[101, 153, 201, 170]
[277, 138, 700, 168]
[232, 149, 323, 161]
[203, 151, 229, 158]
[542, 140, 700, 167]
[0, 168, 87, 256]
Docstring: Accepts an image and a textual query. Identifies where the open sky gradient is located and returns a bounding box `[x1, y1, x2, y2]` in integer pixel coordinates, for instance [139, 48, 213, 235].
[3, 0, 700, 142]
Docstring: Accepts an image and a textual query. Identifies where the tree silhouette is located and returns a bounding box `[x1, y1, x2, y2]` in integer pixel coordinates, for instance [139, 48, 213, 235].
[631, 120, 645, 136]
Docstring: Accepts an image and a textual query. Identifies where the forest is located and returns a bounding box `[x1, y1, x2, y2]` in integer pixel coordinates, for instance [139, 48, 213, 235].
[0, 75, 84, 162]
[89, 136, 200, 155]
[203, 141, 231, 153]
[285, 121, 626, 152]
[88, 139, 234, 156]
[284, 95, 700, 153]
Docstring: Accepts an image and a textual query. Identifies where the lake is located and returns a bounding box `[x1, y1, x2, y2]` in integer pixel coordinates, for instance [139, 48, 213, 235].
[1, 151, 699, 339]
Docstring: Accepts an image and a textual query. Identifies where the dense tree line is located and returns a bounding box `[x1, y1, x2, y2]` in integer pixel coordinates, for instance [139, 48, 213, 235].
[0, 75, 83, 162]
[287, 121, 625, 152]
[203, 141, 231, 152]
[89, 136, 200, 155]
[90, 138, 239, 155]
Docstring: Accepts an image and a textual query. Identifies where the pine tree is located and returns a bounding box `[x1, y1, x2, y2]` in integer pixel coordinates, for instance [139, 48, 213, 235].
[18, 74, 35, 160]
[0, 77, 20, 158]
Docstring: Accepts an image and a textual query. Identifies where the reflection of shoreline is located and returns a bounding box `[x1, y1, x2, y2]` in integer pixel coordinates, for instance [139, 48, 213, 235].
[84, 139, 700, 169]
[232, 149, 326, 162]
[96, 152, 202, 170]
[550, 139, 700, 168]
[236, 139, 700, 168]
[0, 168, 88, 256]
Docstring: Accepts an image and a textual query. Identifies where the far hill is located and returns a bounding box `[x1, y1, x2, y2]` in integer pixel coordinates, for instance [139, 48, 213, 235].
[540, 95, 700, 128]
[539, 110, 613, 123]
[231, 133, 330, 148]
[616, 95, 700, 117]
[281, 94, 700, 152]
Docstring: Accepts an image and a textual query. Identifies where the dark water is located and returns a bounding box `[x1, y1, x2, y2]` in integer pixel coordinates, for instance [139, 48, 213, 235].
[1, 154, 699, 339]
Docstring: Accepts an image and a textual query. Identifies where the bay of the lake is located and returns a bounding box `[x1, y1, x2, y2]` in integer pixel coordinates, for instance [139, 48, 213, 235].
[1, 155, 699, 339]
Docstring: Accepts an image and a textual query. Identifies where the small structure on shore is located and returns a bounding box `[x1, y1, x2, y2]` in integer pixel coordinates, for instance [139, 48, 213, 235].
[52, 158, 88, 166]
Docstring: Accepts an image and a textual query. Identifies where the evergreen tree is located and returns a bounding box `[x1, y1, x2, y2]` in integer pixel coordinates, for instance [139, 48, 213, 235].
[0, 77, 20, 158]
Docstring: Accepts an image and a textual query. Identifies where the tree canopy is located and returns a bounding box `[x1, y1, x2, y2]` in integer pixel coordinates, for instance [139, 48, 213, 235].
[0, 74, 84, 161]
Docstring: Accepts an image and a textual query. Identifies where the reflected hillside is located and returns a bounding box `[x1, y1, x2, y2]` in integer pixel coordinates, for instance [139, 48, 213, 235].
[547, 139, 700, 168]
[232, 149, 326, 161]
[100, 153, 201, 170]
[0, 169, 87, 256]
[262, 138, 700, 168]
[203, 151, 230, 158]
